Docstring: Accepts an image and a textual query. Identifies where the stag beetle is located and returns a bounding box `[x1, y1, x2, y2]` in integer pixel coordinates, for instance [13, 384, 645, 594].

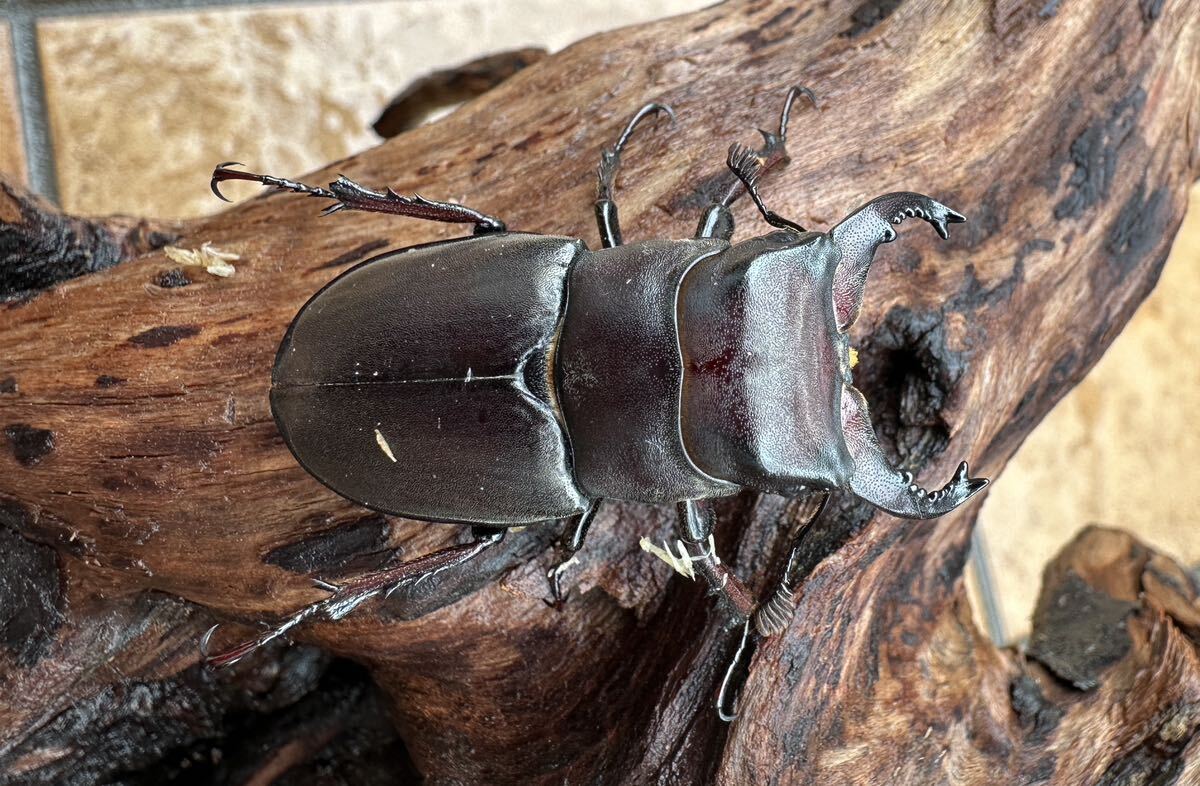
[202, 87, 988, 687]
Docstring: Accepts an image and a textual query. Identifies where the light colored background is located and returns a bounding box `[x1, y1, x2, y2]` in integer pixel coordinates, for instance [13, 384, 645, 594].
[2, 0, 1197, 644]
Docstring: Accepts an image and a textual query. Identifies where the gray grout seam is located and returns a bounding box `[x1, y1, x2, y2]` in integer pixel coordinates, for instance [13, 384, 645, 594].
[4, 0, 392, 19]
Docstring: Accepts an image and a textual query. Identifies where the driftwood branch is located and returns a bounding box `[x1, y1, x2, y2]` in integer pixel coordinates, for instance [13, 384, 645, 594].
[2, 0, 1199, 782]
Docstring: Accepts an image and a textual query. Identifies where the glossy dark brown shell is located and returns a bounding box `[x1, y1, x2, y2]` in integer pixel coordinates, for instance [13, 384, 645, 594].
[271, 233, 590, 525]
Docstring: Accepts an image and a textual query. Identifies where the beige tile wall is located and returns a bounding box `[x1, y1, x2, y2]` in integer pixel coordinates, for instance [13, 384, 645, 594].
[5, 0, 1198, 644]
[36, 0, 710, 219]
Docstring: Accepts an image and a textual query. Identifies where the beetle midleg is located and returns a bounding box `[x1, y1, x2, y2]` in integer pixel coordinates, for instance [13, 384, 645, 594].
[201, 528, 506, 668]
[693, 85, 817, 240]
[209, 163, 507, 233]
[593, 102, 674, 248]
[674, 500, 756, 621]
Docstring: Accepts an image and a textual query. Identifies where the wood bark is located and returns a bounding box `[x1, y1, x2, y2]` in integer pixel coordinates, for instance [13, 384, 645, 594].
[2, 0, 1199, 783]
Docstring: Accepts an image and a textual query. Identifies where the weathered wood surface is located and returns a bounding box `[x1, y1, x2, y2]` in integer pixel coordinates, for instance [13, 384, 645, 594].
[2, 0, 1199, 783]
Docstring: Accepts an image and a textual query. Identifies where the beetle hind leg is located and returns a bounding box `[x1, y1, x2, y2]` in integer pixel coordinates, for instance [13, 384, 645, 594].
[594, 102, 675, 248]
[210, 163, 507, 233]
[201, 528, 505, 668]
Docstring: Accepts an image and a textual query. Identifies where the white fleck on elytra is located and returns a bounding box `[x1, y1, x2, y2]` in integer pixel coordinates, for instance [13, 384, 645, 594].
[374, 428, 397, 462]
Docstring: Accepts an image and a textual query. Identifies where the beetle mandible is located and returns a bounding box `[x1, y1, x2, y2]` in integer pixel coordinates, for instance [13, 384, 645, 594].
[202, 86, 988, 674]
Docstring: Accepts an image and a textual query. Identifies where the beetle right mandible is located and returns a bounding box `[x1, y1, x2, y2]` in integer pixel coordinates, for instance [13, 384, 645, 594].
[203, 86, 987, 687]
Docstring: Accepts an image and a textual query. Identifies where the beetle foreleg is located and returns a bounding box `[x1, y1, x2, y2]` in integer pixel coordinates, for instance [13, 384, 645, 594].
[694, 85, 817, 240]
[201, 529, 505, 668]
[210, 163, 507, 233]
[594, 102, 674, 248]
[716, 620, 755, 722]
[673, 500, 756, 620]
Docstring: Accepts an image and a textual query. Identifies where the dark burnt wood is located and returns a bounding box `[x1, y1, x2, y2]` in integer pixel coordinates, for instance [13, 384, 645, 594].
[2, 0, 1199, 783]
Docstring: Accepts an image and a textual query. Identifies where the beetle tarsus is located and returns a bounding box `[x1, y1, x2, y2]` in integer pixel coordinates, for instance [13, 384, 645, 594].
[594, 102, 674, 248]
[210, 162, 338, 203]
[209, 163, 507, 233]
[596, 102, 675, 201]
[717, 620, 755, 723]
[775, 84, 819, 141]
[201, 530, 505, 668]
[544, 559, 576, 609]
[543, 501, 600, 607]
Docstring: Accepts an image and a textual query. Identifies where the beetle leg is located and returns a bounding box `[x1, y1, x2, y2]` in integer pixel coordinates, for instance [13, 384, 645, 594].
[545, 500, 601, 607]
[594, 102, 675, 248]
[828, 192, 966, 331]
[841, 384, 988, 518]
[694, 85, 817, 240]
[716, 620, 755, 722]
[713, 492, 828, 722]
[201, 529, 505, 668]
[210, 163, 507, 234]
[671, 500, 757, 621]
[724, 141, 806, 233]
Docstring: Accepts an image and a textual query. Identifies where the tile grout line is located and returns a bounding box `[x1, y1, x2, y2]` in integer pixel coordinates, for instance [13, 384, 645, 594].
[4, 0, 416, 20]
[9, 12, 59, 204]
[969, 525, 1008, 645]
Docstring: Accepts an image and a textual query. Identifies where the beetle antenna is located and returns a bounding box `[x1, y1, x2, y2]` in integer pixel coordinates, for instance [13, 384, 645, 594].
[726, 142, 806, 233]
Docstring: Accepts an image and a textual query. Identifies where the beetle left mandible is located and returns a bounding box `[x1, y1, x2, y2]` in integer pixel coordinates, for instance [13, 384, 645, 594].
[202, 86, 986, 719]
